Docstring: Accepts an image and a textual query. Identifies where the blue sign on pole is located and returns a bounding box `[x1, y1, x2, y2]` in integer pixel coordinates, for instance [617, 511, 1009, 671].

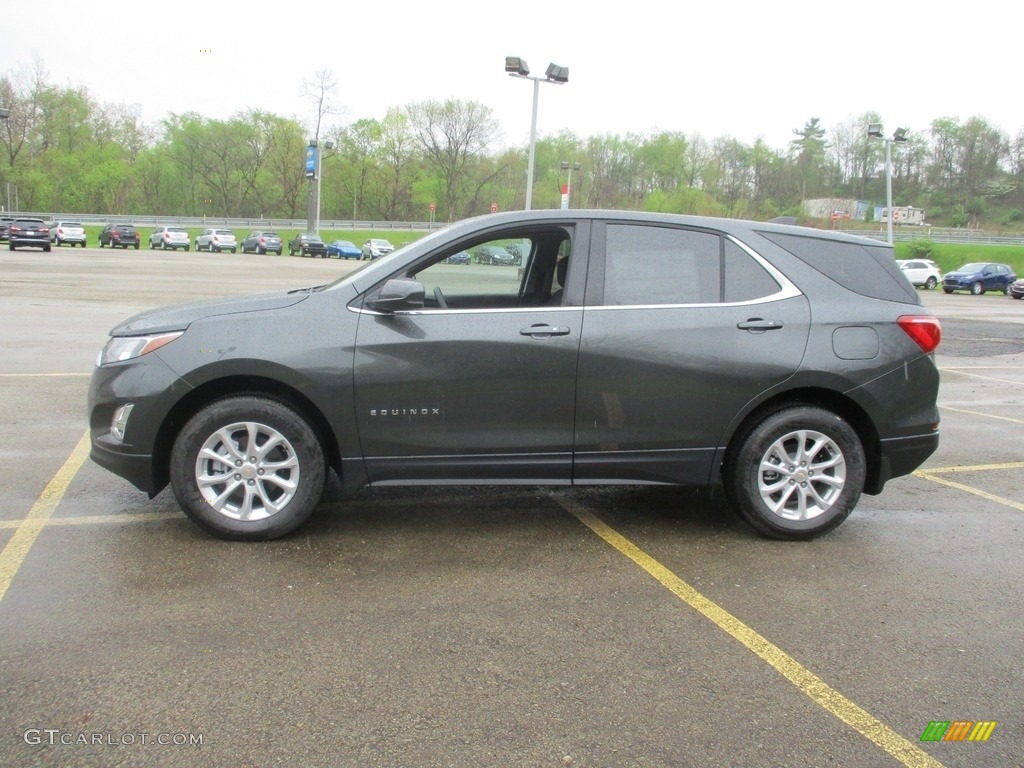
[305, 146, 317, 179]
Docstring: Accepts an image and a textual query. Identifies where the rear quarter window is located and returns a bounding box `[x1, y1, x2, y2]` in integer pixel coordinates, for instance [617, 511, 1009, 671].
[758, 231, 918, 303]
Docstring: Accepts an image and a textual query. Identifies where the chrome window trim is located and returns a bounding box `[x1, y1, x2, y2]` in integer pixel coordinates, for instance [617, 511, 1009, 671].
[351, 234, 801, 316]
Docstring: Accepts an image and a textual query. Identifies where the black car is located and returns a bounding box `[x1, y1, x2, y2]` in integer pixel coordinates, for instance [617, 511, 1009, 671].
[7, 218, 51, 251]
[288, 233, 328, 257]
[99, 224, 141, 249]
[941, 262, 1016, 295]
[0, 216, 15, 242]
[240, 231, 283, 255]
[88, 210, 941, 542]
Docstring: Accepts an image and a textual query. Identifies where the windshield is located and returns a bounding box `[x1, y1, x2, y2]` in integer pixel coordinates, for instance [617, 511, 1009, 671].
[956, 263, 986, 272]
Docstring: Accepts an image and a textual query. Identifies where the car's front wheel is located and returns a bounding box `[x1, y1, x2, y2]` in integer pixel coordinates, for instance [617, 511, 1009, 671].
[971, 281, 984, 295]
[724, 405, 865, 540]
[170, 396, 326, 541]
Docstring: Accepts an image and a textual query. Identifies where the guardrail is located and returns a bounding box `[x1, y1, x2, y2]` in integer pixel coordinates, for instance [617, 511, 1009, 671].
[7, 210, 1024, 245]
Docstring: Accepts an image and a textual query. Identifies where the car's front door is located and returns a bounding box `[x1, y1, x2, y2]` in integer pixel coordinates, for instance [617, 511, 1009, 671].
[352, 224, 585, 484]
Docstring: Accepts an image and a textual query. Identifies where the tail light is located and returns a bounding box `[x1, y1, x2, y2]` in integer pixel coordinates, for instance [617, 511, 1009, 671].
[259, 237, 266, 246]
[898, 316, 941, 353]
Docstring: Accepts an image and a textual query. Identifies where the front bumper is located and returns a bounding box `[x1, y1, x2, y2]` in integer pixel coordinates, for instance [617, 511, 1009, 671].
[88, 352, 192, 495]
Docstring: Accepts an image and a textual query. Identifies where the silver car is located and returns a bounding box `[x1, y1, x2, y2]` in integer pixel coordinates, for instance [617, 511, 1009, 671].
[149, 226, 191, 251]
[50, 221, 87, 248]
[196, 228, 238, 253]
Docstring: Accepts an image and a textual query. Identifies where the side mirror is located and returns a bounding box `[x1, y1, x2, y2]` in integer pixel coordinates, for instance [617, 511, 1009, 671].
[366, 278, 425, 312]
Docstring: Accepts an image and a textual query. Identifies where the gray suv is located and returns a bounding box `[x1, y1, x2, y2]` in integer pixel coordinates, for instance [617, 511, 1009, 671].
[88, 211, 941, 542]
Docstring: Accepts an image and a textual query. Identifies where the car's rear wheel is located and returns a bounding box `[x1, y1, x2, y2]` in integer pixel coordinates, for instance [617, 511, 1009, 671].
[724, 405, 865, 540]
[971, 281, 984, 295]
[170, 396, 326, 541]
[925, 276, 937, 290]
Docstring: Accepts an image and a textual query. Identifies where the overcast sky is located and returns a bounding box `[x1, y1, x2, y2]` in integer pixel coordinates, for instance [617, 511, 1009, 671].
[2, 0, 1019, 152]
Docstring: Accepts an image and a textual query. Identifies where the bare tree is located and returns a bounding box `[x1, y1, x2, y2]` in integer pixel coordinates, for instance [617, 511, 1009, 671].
[298, 69, 342, 143]
[406, 99, 499, 220]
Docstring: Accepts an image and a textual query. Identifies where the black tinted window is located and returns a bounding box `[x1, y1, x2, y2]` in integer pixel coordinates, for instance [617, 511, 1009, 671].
[604, 224, 720, 305]
[758, 231, 916, 303]
[724, 240, 781, 302]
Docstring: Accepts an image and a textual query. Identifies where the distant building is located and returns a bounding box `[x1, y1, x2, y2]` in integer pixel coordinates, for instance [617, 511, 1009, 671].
[803, 198, 871, 221]
[877, 205, 926, 226]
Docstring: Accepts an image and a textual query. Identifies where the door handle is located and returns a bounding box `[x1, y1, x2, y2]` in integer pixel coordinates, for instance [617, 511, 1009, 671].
[737, 318, 783, 332]
[520, 324, 571, 338]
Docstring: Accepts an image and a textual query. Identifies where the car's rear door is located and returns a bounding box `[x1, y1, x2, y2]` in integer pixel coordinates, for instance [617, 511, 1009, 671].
[573, 220, 811, 486]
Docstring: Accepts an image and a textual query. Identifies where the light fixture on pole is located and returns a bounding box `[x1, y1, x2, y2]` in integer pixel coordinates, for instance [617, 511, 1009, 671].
[868, 123, 908, 245]
[559, 161, 580, 209]
[506, 56, 569, 211]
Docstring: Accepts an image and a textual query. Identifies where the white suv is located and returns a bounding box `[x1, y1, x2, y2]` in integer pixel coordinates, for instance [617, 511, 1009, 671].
[196, 228, 238, 253]
[897, 259, 942, 290]
[50, 221, 88, 248]
[361, 238, 395, 260]
[149, 226, 191, 251]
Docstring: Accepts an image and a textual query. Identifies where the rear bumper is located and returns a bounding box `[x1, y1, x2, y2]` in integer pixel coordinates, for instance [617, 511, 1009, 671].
[866, 430, 939, 494]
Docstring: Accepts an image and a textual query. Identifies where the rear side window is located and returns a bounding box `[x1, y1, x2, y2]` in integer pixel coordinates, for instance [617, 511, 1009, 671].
[602, 224, 781, 306]
[758, 231, 917, 303]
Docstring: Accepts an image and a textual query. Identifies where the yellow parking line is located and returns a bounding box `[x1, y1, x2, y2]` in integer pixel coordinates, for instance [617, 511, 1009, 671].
[914, 472, 1024, 512]
[938, 405, 1024, 425]
[0, 373, 91, 377]
[0, 431, 91, 604]
[921, 461, 1024, 473]
[0, 511, 182, 530]
[937, 369, 1023, 385]
[557, 498, 946, 768]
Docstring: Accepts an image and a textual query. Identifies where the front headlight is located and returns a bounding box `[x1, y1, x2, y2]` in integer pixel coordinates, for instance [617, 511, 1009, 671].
[96, 331, 183, 366]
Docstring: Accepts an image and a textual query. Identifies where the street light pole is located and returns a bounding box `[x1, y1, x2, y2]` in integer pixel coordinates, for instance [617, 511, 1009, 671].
[560, 161, 580, 209]
[868, 123, 908, 245]
[315, 140, 334, 235]
[505, 57, 568, 211]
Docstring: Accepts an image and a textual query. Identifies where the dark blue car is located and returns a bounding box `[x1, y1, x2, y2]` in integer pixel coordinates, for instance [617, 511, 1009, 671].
[942, 262, 1016, 295]
[327, 240, 362, 259]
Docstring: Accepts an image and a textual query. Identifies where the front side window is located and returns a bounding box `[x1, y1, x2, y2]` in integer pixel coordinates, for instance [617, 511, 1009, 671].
[396, 229, 571, 311]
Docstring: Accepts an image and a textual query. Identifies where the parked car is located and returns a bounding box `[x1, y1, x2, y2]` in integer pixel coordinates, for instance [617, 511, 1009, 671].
[1009, 277, 1024, 300]
[288, 233, 328, 258]
[942, 262, 1016, 295]
[444, 250, 471, 265]
[7, 218, 51, 251]
[361, 238, 394, 260]
[98, 224, 140, 249]
[196, 228, 237, 253]
[49, 221, 88, 248]
[326, 239, 362, 259]
[0, 216, 14, 242]
[149, 226, 191, 251]
[896, 258, 941, 290]
[240, 231, 283, 255]
[88, 210, 941, 543]
[475, 244, 515, 265]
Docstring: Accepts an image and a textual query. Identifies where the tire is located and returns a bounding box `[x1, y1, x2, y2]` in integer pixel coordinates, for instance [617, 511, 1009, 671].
[942, 288, 953, 294]
[169, 395, 326, 541]
[99, 240, 104, 248]
[162, 241, 168, 251]
[231, 248, 237, 254]
[724, 405, 866, 540]
[971, 281, 983, 295]
[134, 243, 139, 249]
[8, 244, 14, 251]
[44, 245, 51, 252]
[185, 245, 190, 252]
[925, 276, 937, 290]
[1002, 285, 1009, 295]
[55, 238, 62, 248]
[275, 249, 282, 256]
[256, 246, 265, 255]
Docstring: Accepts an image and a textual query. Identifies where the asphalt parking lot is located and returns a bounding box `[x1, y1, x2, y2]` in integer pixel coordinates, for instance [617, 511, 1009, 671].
[1, 247, 1022, 768]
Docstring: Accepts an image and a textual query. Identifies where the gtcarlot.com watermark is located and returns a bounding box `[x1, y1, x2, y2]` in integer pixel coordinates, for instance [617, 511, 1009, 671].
[24, 729, 203, 747]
